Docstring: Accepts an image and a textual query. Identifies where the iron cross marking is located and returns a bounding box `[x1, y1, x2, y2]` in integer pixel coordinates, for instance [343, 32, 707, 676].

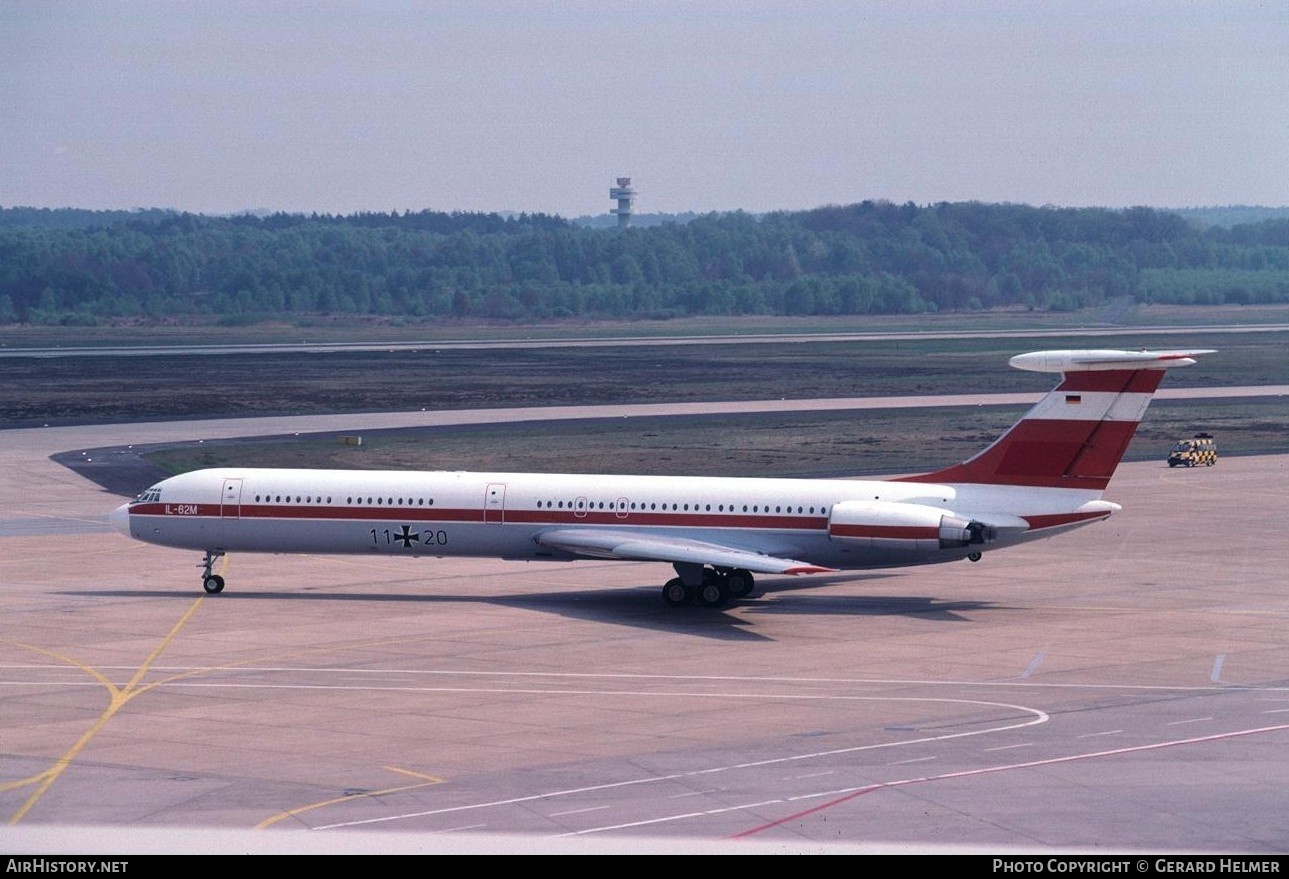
[394, 525, 420, 548]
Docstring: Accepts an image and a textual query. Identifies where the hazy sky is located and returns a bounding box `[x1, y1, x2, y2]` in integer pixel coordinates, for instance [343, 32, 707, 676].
[3, 1, 1287, 218]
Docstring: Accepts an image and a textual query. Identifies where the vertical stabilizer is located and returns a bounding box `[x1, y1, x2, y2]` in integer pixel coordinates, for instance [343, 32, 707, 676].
[898, 349, 1214, 491]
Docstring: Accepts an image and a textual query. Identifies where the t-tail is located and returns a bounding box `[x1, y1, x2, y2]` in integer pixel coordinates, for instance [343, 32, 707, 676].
[898, 349, 1216, 491]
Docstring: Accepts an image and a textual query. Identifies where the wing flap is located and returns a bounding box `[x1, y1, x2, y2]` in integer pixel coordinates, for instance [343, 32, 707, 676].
[535, 528, 834, 575]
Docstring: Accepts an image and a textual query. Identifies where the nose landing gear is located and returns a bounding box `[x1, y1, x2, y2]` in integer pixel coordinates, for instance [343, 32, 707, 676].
[199, 550, 226, 593]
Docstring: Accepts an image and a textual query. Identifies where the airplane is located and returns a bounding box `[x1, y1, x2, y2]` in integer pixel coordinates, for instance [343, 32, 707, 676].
[110, 348, 1214, 608]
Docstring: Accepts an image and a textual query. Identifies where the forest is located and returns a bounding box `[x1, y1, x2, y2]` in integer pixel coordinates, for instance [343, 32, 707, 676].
[2, 200, 1288, 325]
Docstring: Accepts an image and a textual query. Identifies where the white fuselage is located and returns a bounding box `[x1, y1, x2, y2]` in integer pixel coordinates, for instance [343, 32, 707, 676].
[112, 467, 1113, 572]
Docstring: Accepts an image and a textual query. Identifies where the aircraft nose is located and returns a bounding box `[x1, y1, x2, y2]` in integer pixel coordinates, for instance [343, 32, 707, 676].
[109, 503, 132, 537]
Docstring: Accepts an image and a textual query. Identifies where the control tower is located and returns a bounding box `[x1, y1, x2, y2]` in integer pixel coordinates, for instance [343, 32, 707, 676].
[609, 177, 636, 228]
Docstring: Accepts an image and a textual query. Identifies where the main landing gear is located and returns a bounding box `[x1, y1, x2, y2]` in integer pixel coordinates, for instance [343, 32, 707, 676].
[661, 563, 755, 609]
[199, 550, 226, 594]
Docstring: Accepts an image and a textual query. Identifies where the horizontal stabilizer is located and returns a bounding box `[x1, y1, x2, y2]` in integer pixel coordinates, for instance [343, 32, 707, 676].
[1009, 349, 1216, 373]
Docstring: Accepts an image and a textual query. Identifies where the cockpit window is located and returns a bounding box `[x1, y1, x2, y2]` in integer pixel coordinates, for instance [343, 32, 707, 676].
[136, 486, 163, 503]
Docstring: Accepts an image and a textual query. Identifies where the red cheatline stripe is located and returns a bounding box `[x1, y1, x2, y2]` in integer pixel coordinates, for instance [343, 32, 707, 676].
[128, 506, 1108, 533]
[128, 505, 834, 532]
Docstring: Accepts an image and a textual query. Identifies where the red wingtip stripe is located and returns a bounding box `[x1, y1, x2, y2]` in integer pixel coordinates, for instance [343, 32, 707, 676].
[785, 565, 838, 575]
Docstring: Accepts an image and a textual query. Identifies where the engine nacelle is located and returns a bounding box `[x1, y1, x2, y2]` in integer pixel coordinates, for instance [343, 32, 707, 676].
[828, 500, 995, 553]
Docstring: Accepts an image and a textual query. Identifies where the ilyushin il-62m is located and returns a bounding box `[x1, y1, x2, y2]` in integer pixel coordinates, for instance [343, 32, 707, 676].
[112, 348, 1213, 608]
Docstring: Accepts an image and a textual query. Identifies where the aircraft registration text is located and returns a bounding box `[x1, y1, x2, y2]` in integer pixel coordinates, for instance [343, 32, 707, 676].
[371, 526, 450, 548]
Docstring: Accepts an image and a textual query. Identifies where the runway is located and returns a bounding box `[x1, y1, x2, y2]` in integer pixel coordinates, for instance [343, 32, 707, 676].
[3, 400, 1288, 854]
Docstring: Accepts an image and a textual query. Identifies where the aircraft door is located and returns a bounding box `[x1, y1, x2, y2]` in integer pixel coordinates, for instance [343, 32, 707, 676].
[484, 483, 506, 524]
[220, 478, 243, 518]
[616, 497, 629, 519]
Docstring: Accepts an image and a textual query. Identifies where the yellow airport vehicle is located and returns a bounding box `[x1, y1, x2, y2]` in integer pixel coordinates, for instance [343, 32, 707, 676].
[1167, 433, 1217, 468]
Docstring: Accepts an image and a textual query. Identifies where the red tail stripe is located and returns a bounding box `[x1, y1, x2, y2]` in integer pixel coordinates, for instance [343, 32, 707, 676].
[898, 366, 1167, 488]
[899, 418, 1140, 489]
[1058, 369, 1166, 393]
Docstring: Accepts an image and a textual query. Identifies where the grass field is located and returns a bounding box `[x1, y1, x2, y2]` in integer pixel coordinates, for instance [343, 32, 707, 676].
[5, 325, 1287, 426]
[137, 397, 1284, 480]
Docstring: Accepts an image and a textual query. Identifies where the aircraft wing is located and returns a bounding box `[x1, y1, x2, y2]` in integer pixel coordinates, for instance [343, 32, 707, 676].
[534, 528, 835, 575]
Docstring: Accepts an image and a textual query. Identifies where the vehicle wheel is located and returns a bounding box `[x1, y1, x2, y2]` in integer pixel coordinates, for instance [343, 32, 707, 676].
[1168, 461, 1178, 468]
[662, 578, 691, 607]
[203, 574, 225, 594]
[697, 576, 730, 608]
[726, 569, 754, 597]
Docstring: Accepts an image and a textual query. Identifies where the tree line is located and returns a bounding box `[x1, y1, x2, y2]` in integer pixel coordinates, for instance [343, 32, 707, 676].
[2, 201, 1288, 325]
